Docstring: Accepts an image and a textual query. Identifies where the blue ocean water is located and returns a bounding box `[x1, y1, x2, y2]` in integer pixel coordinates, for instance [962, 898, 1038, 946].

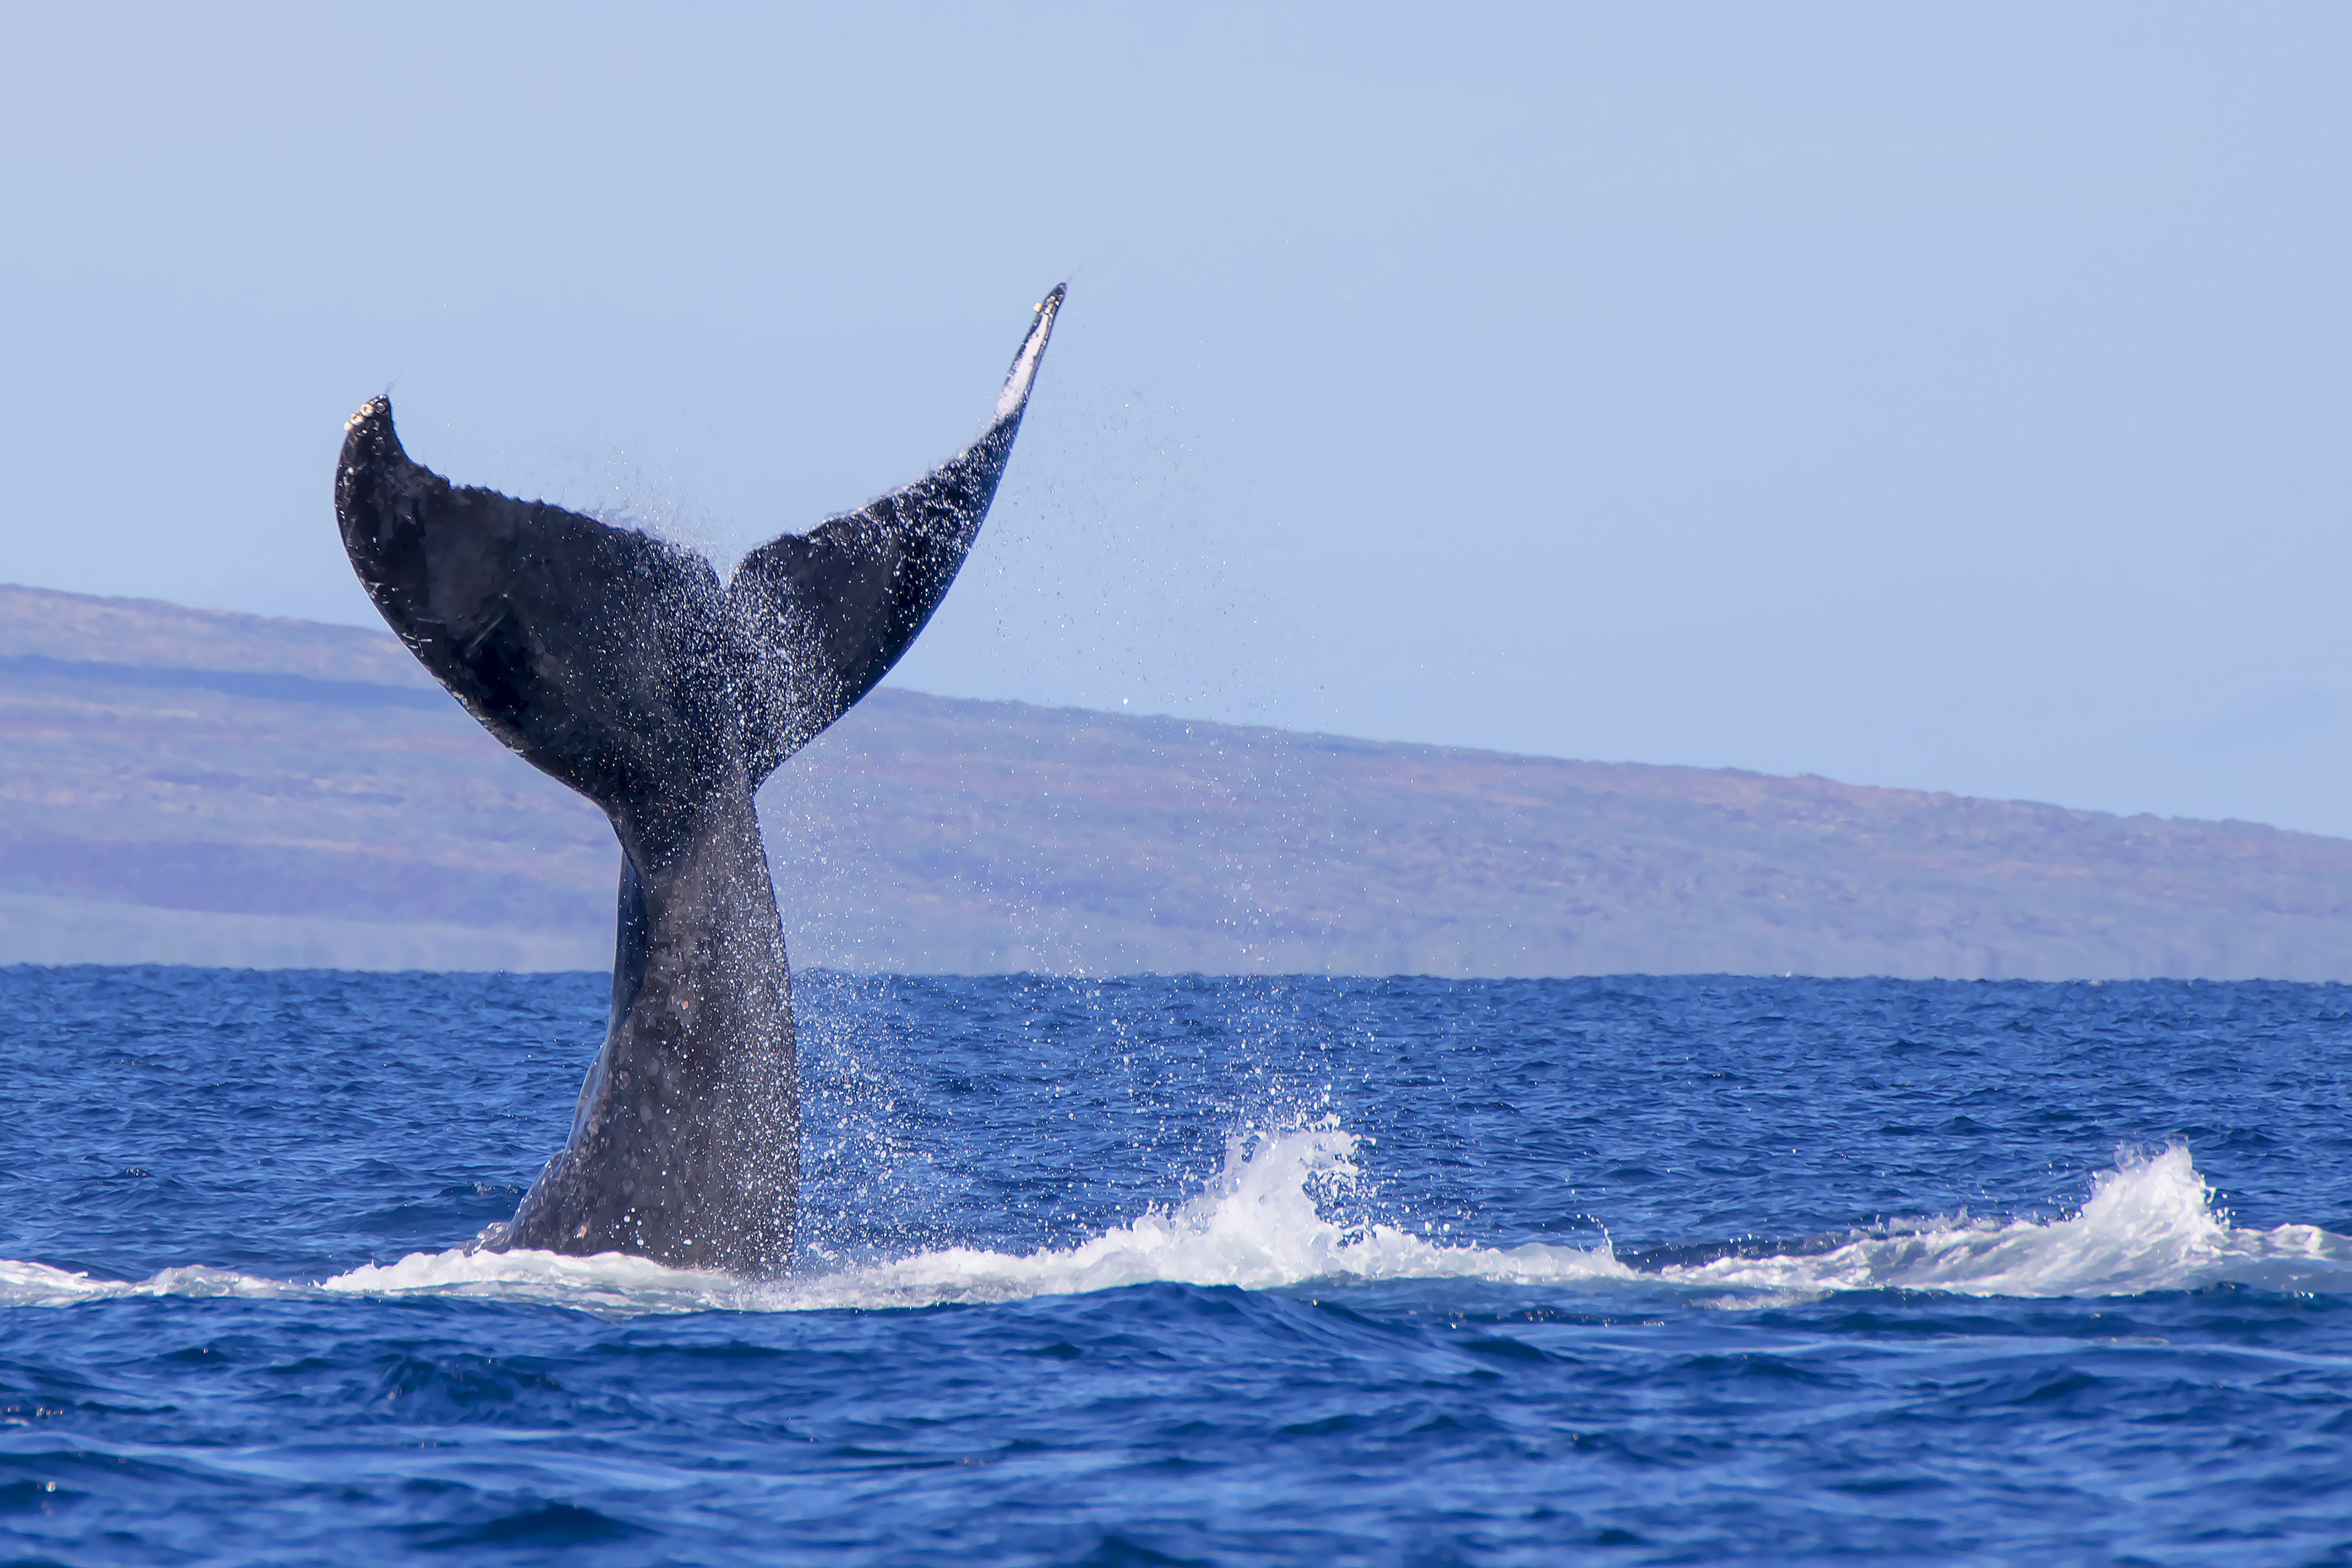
[4, 967, 2351, 1565]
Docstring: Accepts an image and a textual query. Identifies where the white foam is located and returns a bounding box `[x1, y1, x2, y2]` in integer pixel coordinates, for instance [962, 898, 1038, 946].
[1661, 1144, 2352, 1301]
[323, 1244, 744, 1313]
[0, 1246, 753, 1314]
[756, 1124, 1628, 1311]
[5, 1135, 2346, 1316]
[0, 1258, 313, 1307]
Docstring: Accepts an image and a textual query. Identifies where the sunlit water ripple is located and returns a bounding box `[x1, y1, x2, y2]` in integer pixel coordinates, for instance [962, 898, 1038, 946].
[4, 967, 2351, 1563]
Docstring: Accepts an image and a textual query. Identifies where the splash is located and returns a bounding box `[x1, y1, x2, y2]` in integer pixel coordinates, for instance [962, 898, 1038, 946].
[1664, 1144, 2352, 1300]
[759, 1122, 1627, 1310]
[0, 1260, 314, 1309]
[4, 1135, 2347, 1315]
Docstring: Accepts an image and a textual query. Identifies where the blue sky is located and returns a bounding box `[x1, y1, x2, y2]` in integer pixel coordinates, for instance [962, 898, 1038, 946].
[4, 5, 2348, 832]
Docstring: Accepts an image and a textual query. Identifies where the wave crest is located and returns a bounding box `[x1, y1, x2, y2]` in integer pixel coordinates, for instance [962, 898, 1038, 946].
[5, 1133, 2346, 1315]
[1667, 1144, 2352, 1301]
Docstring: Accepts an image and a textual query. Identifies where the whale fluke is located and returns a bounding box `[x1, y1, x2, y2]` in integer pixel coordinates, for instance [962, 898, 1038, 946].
[734, 283, 1064, 776]
[333, 286, 1064, 1273]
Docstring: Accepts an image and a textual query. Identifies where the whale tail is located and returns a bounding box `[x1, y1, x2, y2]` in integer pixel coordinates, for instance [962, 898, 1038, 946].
[331, 287, 1063, 1274]
[334, 283, 1065, 816]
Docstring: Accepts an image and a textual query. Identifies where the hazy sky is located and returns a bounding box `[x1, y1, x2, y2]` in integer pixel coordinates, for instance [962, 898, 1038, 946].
[5, 6, 2348, 833]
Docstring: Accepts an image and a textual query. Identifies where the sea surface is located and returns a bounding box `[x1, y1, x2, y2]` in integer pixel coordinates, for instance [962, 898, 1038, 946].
[4, 967, 2351, 1565]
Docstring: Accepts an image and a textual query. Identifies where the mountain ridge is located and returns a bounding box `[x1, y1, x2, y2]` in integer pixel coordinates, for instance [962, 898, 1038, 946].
[3, 582, 2347, 978]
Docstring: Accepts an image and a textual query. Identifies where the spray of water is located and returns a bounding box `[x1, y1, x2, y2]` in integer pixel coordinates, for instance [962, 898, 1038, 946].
[5, 1133, 2346, 1314]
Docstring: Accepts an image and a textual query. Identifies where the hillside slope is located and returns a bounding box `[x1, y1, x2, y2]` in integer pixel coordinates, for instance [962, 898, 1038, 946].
[4, 583, 2348, 977]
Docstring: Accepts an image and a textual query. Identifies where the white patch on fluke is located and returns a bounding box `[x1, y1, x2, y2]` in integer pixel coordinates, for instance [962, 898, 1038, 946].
[993, 298, 1057, 422]
[5, 1139, 2346, 1317]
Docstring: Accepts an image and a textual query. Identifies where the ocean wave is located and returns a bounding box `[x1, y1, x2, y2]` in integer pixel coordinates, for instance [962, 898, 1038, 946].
[1661, 1143, 2352, 1301]
[759, 1123, 1630, 1310]
[5, 1132, 2347, 1314]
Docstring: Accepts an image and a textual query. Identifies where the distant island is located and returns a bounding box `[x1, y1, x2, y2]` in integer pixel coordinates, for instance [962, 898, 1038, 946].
[4, 582, 2349, 979]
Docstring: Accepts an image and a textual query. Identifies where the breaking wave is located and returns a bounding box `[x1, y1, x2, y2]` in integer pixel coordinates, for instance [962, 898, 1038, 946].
[5, 1130, 2346, 1315]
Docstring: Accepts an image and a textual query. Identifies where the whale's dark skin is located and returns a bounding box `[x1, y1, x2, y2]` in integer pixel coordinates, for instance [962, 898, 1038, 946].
[333, 286, 1064, 1275]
